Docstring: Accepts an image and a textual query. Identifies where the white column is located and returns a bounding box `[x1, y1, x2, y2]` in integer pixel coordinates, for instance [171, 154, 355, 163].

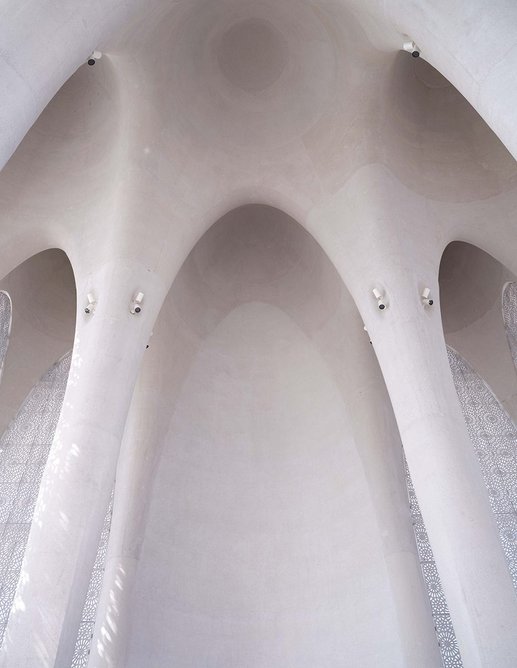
[86, 294, 200, 668]
[330, 314, 442, 666]
[348, 380, 442, 666]
[86, 377, 165, 668]
[0, 259, 166, 668]
[359, 274, 517, 667]
[89, 298, 442, 668]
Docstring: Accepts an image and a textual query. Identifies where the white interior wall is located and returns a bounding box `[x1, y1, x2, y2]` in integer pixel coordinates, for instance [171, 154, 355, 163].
[112, 205, 437, 668]
[128, 302, 400, 668]
[0, 1, 517, 665]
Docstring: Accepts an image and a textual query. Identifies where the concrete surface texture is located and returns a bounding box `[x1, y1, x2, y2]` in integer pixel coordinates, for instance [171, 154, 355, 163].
[0, 0, 516, 666]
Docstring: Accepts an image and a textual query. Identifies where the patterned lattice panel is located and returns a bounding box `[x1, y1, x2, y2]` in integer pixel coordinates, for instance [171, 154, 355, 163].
[405, 339, 517, 668]
[448, 346, 517, 589]
[0, 335, 113, 665]
[0, 293, 11, 381]
[70, 492, 113, 668]
[502, 282, 517, 369]
[0, 351, 71, 644]
[405, 458, 463, 668]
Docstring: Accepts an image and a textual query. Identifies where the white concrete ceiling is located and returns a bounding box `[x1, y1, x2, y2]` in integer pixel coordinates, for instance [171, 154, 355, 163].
[0, 0, 516, 289]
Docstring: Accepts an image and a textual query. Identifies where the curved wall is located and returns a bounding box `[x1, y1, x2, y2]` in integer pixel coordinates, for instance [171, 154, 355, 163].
[129, 303, 400, 667]
[119, 205, 425, 667]
[1, 2, 517, 666]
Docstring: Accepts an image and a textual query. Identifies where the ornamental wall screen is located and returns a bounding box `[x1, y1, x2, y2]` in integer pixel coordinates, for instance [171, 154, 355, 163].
[1, 287, 517, 667]
[0, 344, 112, 667]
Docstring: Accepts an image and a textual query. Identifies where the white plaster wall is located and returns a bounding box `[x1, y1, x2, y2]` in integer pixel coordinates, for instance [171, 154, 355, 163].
[100, 205, 437, 668]
[127, 302, 400, 668]
[0, 1, 517, 664]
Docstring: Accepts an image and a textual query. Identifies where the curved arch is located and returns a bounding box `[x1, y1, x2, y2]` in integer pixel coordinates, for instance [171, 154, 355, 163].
[439, 240, 517, 425]
[335, 0, 517, 165]
[159, 199, 350, 322]
[1, 1, 516, 179]
[201, 190, 312, 239]
[0, 0, 141, 171]
[439, 241, 511, 333]
[169, 203, 344, 338]
[382, 0, 517, 162]
[0, 53, 124, 280]
[440, 230, 517, 284]
[378, 53, 517, 205]
[0, 246, 115, 663]
[91, 202, 441, 667]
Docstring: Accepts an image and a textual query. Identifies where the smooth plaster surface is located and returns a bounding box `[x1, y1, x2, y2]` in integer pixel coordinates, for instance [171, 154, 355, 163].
[0, 0, 517, 665]
[130, 302, 398, 667]
[110, 207, 433, 667]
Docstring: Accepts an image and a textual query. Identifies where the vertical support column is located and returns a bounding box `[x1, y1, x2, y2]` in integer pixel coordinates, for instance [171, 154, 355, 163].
[329, 312, 442, 666]
[0, 260, 166, 668]
[359, 275, 517, 667]
[87, 296, 199, 668]
[89, 308, 443, 668]
[86, 377, 165, 668]
[347, 380, 442, 667]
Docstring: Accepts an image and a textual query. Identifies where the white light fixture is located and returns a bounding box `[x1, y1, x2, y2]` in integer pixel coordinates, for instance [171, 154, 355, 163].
[87, 51, 102, 66]
[130, 291, 144, 315]
[372, 288, 387, 310]
[403, 40, 420, 58]
[422, 287, 434, 307]
[84, 293, 96, 314]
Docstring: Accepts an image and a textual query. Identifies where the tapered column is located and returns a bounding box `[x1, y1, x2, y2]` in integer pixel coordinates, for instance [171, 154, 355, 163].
[326, 308, 442, 666]
[0, 259, 166, 668]
[86, 376, 165, 668]
[89, 305, 443, 668]
[359, 274, 517, 667]
[347, 380, 442, 666]
[87, 292, 201, 668]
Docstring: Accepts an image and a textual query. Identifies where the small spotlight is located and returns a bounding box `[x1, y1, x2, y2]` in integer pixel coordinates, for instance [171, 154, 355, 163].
[84, 293, 96, 314]
[87, 50, 102, 66]
[403, 40, 420, 58]
[130, 291, 144, 315]
[422, 287, 434, 307]
[372, 288, 387, 311]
